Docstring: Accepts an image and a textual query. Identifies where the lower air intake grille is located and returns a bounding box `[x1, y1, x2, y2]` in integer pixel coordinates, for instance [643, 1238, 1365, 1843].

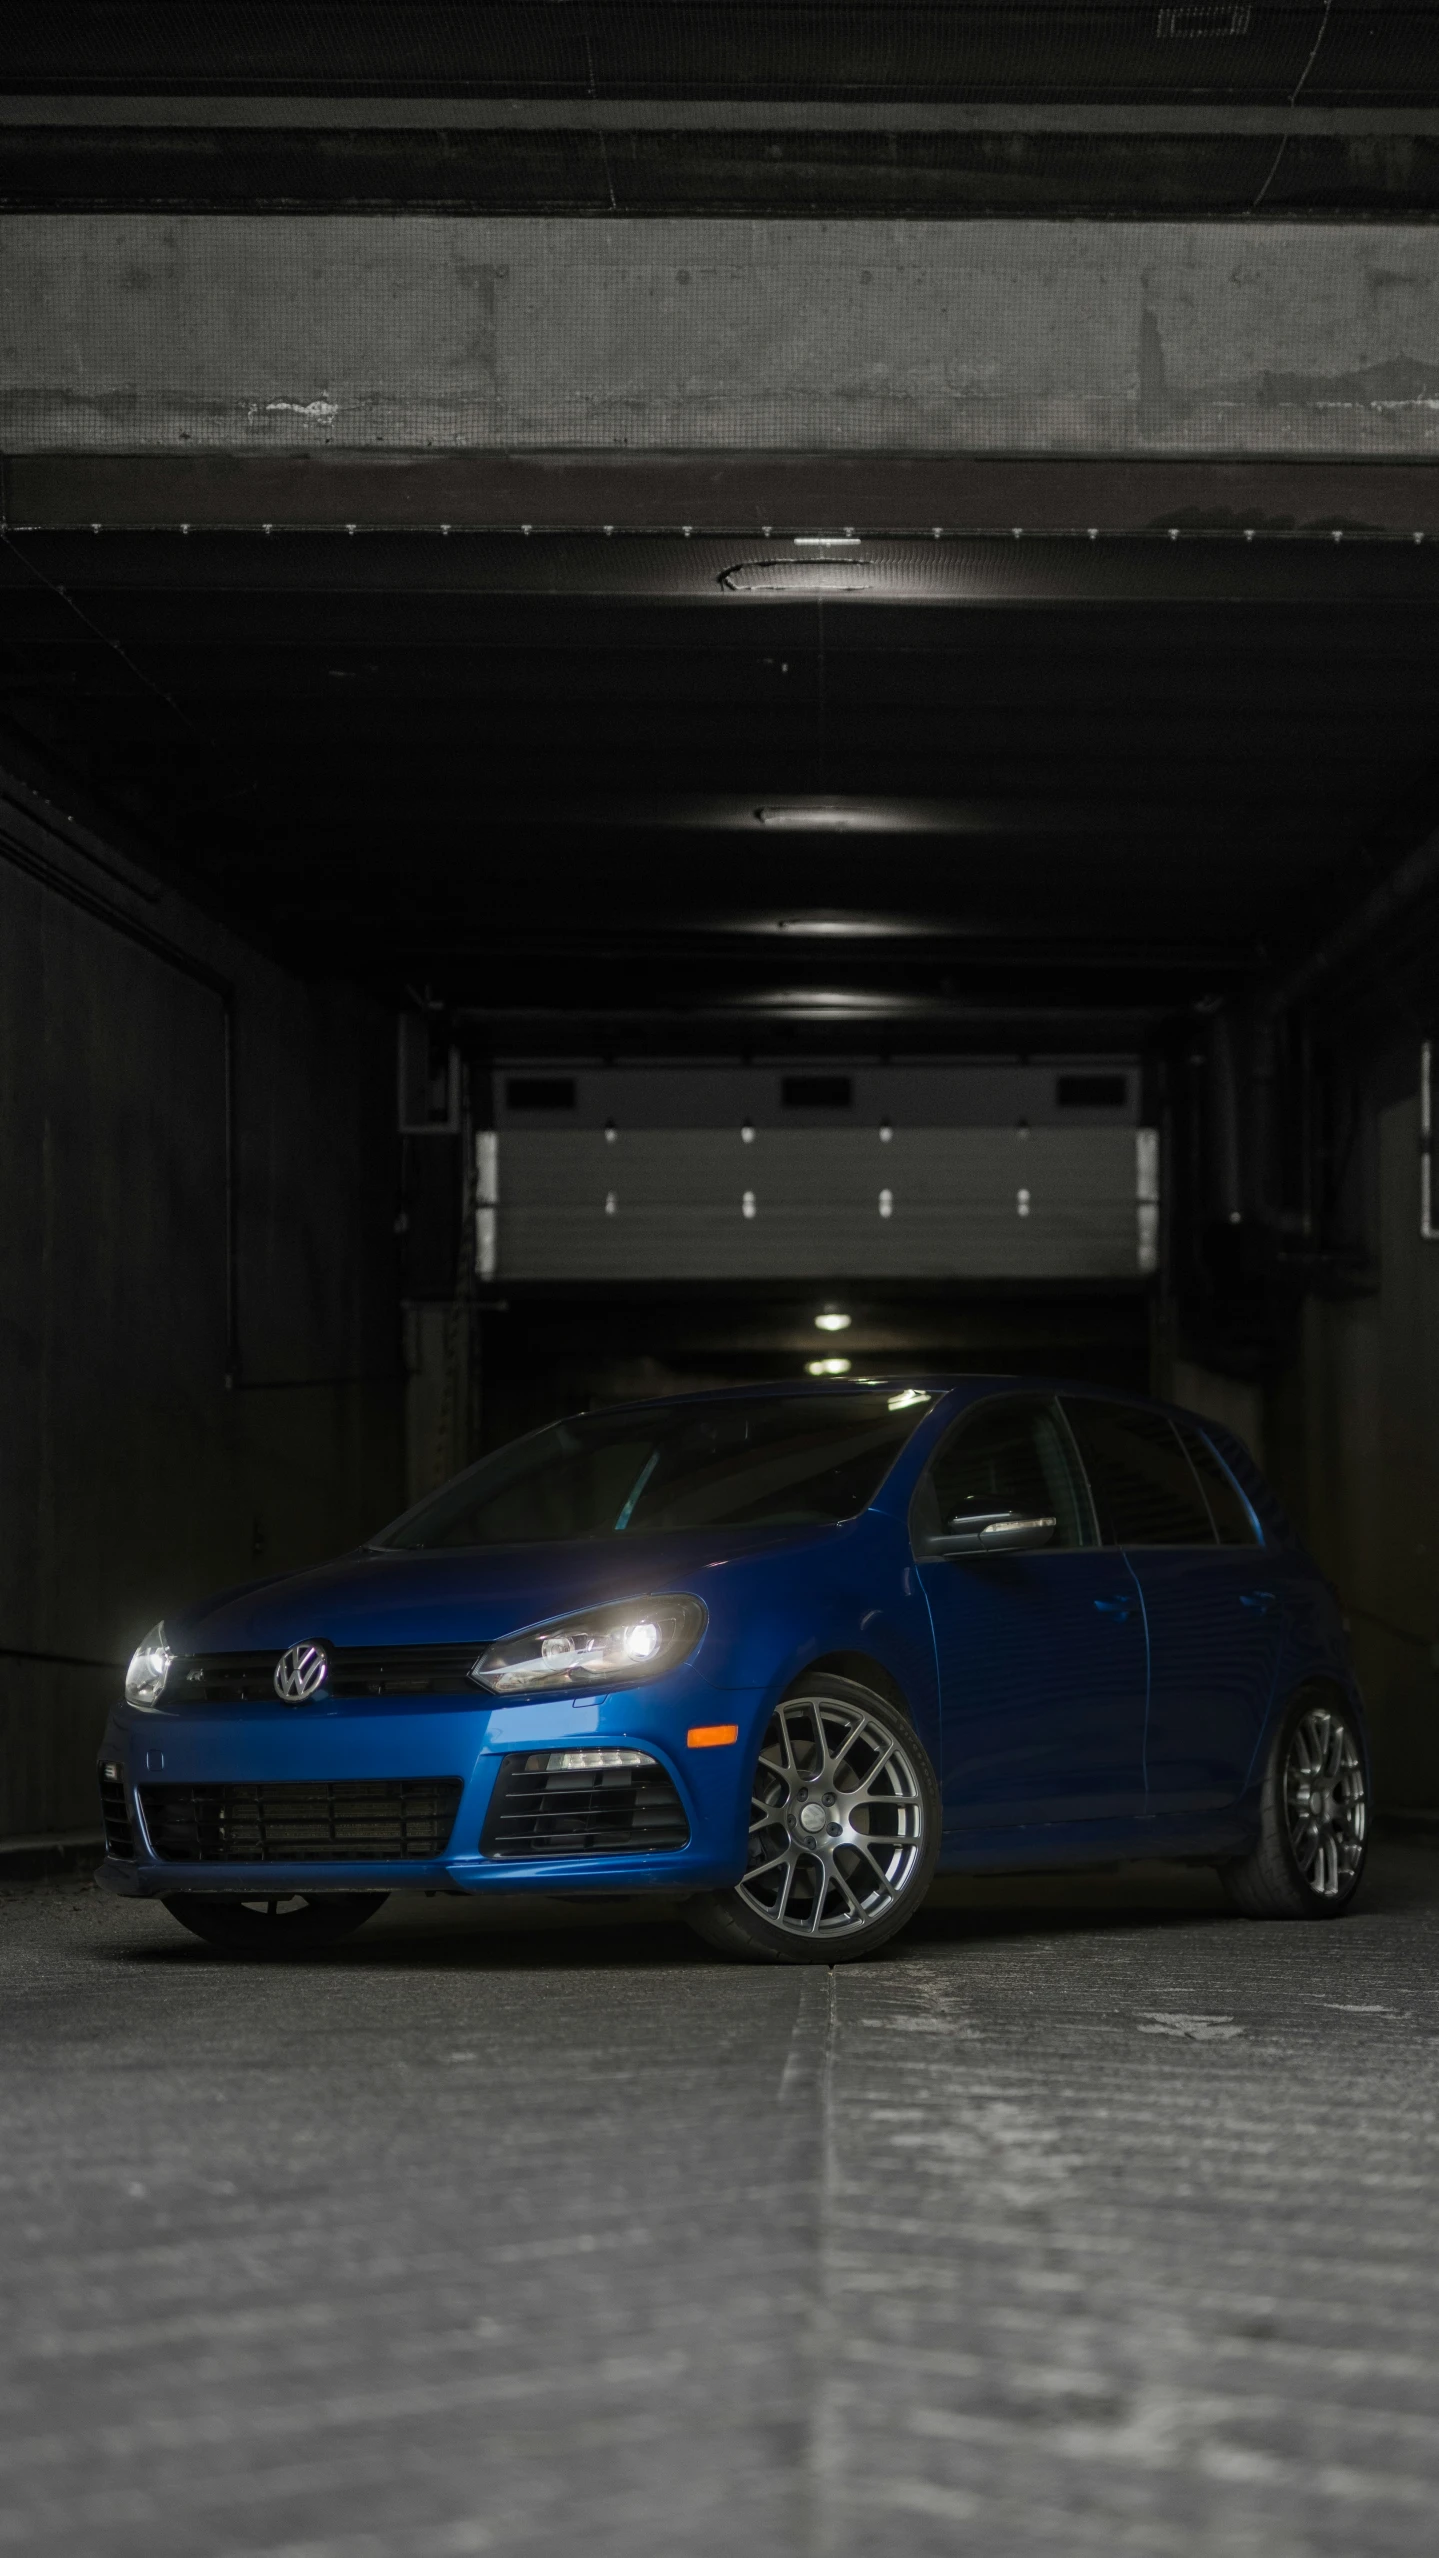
[482, 1752, 690, 1860]
[139, 1778, 462, 1864]
[98, 1770, 134, 1858]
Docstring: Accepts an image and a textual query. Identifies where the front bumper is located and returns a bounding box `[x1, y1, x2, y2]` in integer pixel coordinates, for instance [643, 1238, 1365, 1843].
[97, 1675, 767, 1898]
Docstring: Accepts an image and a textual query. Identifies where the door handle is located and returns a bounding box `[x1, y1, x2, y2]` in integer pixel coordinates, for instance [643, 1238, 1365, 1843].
[1240, 1590, 1277, 1612]
[1093, 1595, 1135, 1618]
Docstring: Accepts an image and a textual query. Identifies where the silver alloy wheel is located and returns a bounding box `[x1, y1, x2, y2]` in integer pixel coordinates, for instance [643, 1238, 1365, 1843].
[739, 1694, 927, 1940]
[1283, 1705, 1367, 1899]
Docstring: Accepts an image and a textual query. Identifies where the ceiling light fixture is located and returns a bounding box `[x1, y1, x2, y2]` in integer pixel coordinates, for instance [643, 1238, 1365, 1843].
[722, 560, 873, 594]
[814, 1311, 852, 1334]
[806, 1356, 852, 1377]
[754, 805, 875, 831]
[767, 914, 913, 937]
[743, 989, 922, 1015]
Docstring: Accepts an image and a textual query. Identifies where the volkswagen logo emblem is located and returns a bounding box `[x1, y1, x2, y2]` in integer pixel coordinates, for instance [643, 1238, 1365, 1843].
[274, 1641, 329, 1704]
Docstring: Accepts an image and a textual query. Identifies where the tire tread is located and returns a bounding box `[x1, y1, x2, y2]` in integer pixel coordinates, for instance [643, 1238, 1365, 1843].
[1220, 1685, 1366, 1922]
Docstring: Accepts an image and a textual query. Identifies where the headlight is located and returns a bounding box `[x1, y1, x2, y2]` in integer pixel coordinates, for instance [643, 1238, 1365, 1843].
[124, 1623, 172, 1707]
[470, 1595, 707, 1697]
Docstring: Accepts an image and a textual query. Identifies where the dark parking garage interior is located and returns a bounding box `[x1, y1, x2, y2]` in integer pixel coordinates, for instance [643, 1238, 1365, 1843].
[3, 5, 1439, 2551]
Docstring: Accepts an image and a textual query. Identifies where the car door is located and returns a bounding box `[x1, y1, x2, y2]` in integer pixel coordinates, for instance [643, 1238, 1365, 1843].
[913, 1392, 1149, 1835]
[1061, 1398, 1284, 1816]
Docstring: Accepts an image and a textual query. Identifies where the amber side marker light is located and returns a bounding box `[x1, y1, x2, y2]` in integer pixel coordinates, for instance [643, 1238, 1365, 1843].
[687, 1724, 739, 1749]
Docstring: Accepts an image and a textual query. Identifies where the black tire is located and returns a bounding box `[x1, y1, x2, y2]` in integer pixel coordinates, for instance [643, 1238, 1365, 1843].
[162, 1892, 388, 1956]
[1220, 1687, 1369, 1920]
[687, 1674, 940, 1965]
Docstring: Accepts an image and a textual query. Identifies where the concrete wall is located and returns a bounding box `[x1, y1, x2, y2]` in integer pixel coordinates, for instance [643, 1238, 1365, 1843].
[2, 215, 1437, 456]
[1272, 1094, 1439, 1810]
[1179, 1079, 1439, 1811]
[0, 775, 403, 1842]
[402, 1300, 473, 1512]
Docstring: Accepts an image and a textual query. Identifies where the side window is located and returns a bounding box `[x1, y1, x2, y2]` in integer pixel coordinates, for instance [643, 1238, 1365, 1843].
[1063, 1401, 1216, 1548]
[1177, 1422, 1259, 1547]
[914, 1398, 1095, 1552]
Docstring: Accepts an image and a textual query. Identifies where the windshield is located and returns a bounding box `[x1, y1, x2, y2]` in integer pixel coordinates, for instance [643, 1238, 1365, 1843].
[375, 1390, 934, 1550]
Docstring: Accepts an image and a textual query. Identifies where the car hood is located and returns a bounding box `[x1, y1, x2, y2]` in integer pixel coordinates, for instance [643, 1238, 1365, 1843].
[168, 1522, 851, 1652]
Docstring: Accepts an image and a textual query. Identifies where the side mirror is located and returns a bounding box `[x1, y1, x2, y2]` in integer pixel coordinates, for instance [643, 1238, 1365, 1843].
[922, 1510, 1057, 1558]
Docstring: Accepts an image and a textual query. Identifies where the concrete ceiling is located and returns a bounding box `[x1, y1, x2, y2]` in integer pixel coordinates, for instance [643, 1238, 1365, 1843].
[5, 524, 1436, 1048]
[2, 0, 1437, 1057]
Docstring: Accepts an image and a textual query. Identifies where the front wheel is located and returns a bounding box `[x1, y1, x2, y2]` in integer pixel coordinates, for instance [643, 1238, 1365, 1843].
[687, 1675, 940, 1964]
[162, 1892, 388, 1955]
[1221, 1689, 1369, 1919]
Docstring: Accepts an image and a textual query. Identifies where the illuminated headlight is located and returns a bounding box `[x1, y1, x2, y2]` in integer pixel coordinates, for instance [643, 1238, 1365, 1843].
[124, 1622, 172, 1707]
[470, 1595, 707, 1697]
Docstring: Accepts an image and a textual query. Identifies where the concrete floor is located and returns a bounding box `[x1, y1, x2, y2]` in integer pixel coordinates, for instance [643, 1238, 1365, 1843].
[2, 1843, 1437, 2558]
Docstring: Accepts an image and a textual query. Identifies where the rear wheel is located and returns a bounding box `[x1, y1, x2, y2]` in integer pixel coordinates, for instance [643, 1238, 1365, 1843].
[687, 1675, 939, 1964]
[1221, 1690, 1368, 1919]
[162, 1892, 388, 1955]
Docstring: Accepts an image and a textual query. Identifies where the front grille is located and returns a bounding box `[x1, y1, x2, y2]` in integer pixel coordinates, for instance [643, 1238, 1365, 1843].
[138, 1778, 463, 1863]
[98, 1770, 134, 1858]
[481, 1753, 690, 1860]
[166, 1647, 482, 1703]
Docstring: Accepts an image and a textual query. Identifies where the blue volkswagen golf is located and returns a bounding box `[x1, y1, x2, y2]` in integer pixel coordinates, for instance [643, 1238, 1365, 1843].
[98, 1378, 1369, 1962]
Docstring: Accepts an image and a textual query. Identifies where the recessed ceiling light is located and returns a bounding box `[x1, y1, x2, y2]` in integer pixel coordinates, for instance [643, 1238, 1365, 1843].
[742, 988, 923, 1014]
[814, 1311, 852, 1333]
[754, 806, 875, 830]
[806, 1356, 852, 1376]
[769, 914, 910, 937]
[722, 561, 874, 594]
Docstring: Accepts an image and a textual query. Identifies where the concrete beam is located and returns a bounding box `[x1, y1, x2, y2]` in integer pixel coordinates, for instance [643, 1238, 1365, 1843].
[2, 215, 1437, 457]
[6, 98, 1439, 135]
[9, 450, 1439, 534]
[4, 528, 1438, 607]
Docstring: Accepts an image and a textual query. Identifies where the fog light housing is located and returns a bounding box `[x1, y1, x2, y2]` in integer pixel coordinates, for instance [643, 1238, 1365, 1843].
[537, 1749, 655, 1773]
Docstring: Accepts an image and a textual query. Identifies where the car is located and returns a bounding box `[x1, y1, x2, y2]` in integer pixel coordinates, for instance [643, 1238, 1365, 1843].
[96, 1376, 1370, 1962]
